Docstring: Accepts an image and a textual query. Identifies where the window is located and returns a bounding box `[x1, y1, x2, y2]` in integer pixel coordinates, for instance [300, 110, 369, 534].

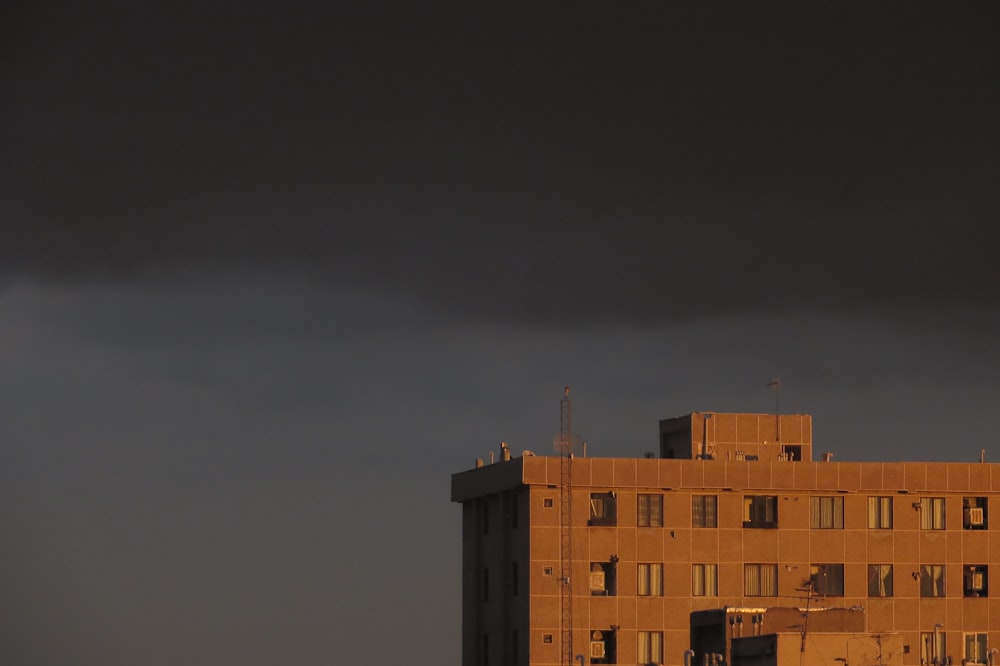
[743, 495, 778, 528]
[744, 563, 778, 596]
[511, 494, 518, 529]
[693, 564, 718, 596]
[964, 497, 988, 529]
[637, 631, 664, 666]
[964, 633, 988, 665]
[543, 498, 554, 508]
[638, 494, 663, 527]
[590, 561, 617, 596]
[868, 496, 893, 529]
[964, 565, 988, 597]
[483, 568, 489, 602]
[810, 496, 844, 529]
[512, 630, 519, 666]
[638, 563, 663, 596]
[921, 631, 946, 665]
[809, 563, 845, 596]
[483, 634, 489, 666]
[590, 630, 616, 665]
[512, 562, 519, 596]
[920, 497, 946, 530]
[543, 634, 553, 644]
[590, 492, 617, 526]
[920, 564, 946, 597]
[868, 564, 893, 597]
[481, 498, 490, 535]
[692, 495, 718, 528]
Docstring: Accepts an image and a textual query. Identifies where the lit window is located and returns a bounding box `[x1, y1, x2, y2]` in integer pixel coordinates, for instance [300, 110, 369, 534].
[744, 563, 777, 596]
[963, 497, 988, 529]
[638, 563, 663, 596]
[743, 496, 777, 528]
[964, 633, 988, 665]
[867, 496, 893, 529]
[590, 561, 617, 596]
[920, 564, 946, 597]
[693, 564, 718, 596]
[868, 564, 893, 597]
[637, 631, 663, 666]
[638, 494, 663, 527]
[692, 495, 718, 528]
[589, 493, 617, 526]
[920, 497, 945, 530]
[964, 565, 988, 597]
[809, 563, 844, 596]
[810, 497, 844, 529]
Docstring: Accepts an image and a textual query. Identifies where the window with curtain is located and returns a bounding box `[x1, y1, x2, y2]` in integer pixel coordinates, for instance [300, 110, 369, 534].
[638, 494, 663, 527]
[867, 496, 893, 529]
[868, 564, 893, 597]
[921, 631, 946, 665]
[692, 495, 718, 528]
[638, 563, 663, 596]
[744, 563, 777, 596]
[810, 496, 844, 529]
[637, 631, 663, 666]
[743, 496, 777, 528]
[920, 497, 945, 529]
[964, 633, 988, 665]
[692, 563, 718, 596]
[809, 563, 844, 596]
[920, 564, 946, 597]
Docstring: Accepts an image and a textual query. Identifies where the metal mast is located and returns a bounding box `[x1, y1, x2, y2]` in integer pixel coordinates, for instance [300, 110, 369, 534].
[559, 387, 574, 666]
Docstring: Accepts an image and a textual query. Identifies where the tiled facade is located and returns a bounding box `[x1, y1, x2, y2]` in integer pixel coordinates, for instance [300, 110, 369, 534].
[451, 413, 1000, 666]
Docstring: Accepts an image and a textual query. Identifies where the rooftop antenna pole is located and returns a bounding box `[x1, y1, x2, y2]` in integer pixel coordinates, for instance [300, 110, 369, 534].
[559, 387, 574, 666]
[767, 378, 782, 442]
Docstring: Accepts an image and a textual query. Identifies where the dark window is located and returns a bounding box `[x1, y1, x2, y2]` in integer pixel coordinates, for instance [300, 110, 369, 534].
[590, 561, 617, 596]
[810, 563, 845, 596]
[692, 495, 718, 528]
[511, 494, 518, 529]
[512, 562, 518, 596]
[512, 630, 519, 665]
[964, 497, 988, 530]
[543, 497, 554, 508]
[481, 498, 489, 535]
[589, 629, 616, 665]
[743, 495, 777, 528]
[483, 634, 489, 666]
[868, 564, 893, 597]
[638, 494, 663, 527]
[964, 565, 988, 597]
[589, 492, 617, 526]
[483, 568, 489, 602]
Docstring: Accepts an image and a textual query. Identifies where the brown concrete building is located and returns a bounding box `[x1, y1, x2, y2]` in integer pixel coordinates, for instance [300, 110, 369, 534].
[451, 412, 1000, 666]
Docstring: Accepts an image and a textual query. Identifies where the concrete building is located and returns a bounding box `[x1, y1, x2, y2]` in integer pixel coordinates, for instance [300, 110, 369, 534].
[451, 412, 1000, 666]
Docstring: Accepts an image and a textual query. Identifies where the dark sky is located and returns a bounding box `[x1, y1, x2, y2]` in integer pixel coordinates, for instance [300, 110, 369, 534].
[2, 3, 999, 664]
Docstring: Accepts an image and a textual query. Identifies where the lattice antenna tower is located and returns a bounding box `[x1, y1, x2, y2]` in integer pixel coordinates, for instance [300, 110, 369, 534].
[555, 386, 575, 666]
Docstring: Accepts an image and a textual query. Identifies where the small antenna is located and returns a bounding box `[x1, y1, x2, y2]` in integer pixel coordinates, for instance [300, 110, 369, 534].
[767, 377, 781, 442]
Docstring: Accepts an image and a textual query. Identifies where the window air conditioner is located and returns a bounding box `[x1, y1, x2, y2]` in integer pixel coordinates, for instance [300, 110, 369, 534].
[590, 570, 606, 593]
[590, 642, 606, 659]
[965, 507, 985, 526]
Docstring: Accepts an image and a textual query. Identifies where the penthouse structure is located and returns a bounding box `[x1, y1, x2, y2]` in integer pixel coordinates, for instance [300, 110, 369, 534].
[451, 411, 1000, 666]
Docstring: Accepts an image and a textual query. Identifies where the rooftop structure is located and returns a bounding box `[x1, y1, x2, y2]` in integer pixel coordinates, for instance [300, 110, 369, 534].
[451, 411, 1000, 666]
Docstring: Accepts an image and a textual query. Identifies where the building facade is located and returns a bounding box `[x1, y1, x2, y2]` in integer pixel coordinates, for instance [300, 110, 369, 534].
[451, 412, 1000, 666]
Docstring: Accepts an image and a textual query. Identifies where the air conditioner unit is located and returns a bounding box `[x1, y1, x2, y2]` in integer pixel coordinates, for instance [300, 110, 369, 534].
[966, 572, 985, 590]
[965, 507, 985, 526]
[590, 570, 606, 593]
[590, 642, 606, 659]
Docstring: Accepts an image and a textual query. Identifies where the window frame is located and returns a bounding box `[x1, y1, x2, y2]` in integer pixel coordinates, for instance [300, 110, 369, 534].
[921, 631, 946, 665]
[867, 563, 893, 597]
[589, 492, 618, 526]
[692, 563, 718, 597]
[744, 563, 778, 596]
[743, 495, 778, 528]
[867, 496, 893, 529]
[920, 497, 946, 530]
[638, 493, 664, 527]
[920, 564, 946, 598]
[637, 563, 663, 597]
[637, 630, 664, 666]
[809, 563, 845, 596]
[963, 497, 988, 530]
[810, 496, 845, 529]
[964, 564, 988, 597]
[692, 495, 718, 528]
[964, 632, 989, 666]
